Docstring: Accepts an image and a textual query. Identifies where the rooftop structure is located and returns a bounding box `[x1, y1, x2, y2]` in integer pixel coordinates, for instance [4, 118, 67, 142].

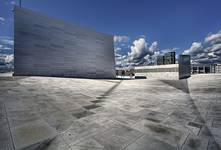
[135, 55, 191, 80]
[191, 64, 221, 74]
[157, 52, 176, 65]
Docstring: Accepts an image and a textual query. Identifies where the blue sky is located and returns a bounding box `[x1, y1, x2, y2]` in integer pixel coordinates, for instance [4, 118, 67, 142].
[0, 0, 221, 66]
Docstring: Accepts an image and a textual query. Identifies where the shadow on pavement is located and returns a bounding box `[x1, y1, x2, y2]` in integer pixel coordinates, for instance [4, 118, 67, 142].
[160, 79, 221, 149]
[97, 80, 123, 100]
[160, 79, 189, 93]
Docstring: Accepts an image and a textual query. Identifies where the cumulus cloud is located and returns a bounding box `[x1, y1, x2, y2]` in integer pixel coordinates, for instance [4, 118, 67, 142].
[115, 54, 128, 67]
[10, 1, 16, 5]
[1, 39, 14, 45]
[0, 17, 5, 21]
[149, 41, 158, 53]
[114, 35, 131, 68]
[115, 53, 122, 58]
[0, 54, 14, 63]
[114, 47, 121, 52]
[204, 31, 221, 44]
[161, 48, 177, 53]
[128, 38, 148, 61]
[0, 37, 14, 53]
[114, 35, 180, 68]
[206, 44, 221, 52]
[0, 17, 5, 23]
[115, 30, 221, 67]
[183, 42, 202, 55]
[118, 37, 161, 66]
[128, 38, 160, 65]
[4, 54, 14, 63]
[0, 46, 12, 51]
[116, 31, 221, 67]
[0, 36, 14, 69]
[114, 35, 129, 43]
[184, 30, 221, 64]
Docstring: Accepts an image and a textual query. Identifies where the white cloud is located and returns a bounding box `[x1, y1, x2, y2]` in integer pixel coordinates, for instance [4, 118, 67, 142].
[125, 38, 161, 65]
[208, 52, 216, 57]
[206, 44, 221, 52]
[183, 42, 202, 55]
[5, 54, 14, 63]
[149, 41, 158, 53]
[116, 29, 221, 66]
[114, 47, 121, 52]
[115, 35, 177, 67]
[128, 38, 148, 61]
[195, 52, 207, 59]
[0, 54, 14, 63]
[115, 36, 177, 67]
[204, 31, 221, 44]
[114, 35, 129, 43]
[0, 17, 5, 22]
[115, 53, 122, 57]
[0, 37, 14, 54]
[186, 30, 221, 64]
[215, 49, 221, 56]
[0, 46, 12, 52]
[161, 48, 177, 54]
[1, 39, 14, 45]
[0, 37, 14, 47]
[143, 54, 151, 64]
[115, 54, 128, 67]
[10, 1, 16, 5]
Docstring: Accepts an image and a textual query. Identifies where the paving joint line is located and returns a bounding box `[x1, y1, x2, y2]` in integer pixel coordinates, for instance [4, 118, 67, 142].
[3, 102, 15, 150]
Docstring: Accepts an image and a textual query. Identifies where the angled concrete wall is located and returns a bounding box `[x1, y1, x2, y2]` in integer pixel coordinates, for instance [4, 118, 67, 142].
[14, 6, 116, 79]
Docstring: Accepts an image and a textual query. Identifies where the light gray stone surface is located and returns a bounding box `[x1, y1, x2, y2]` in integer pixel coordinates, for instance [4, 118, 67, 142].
[0, 102, 14, 150]
[11, 119, 57, 150]
[14, 6, 115, 79]
[0, 74, 220, 150]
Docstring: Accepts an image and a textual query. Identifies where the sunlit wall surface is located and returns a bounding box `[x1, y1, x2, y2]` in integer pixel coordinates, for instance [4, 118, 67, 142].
[14, 6, 115, 78]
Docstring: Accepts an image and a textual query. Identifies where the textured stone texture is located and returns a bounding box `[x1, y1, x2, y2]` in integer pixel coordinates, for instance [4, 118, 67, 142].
[11, 119, 57, 150]
[0, 74, 220, 150]
[14, 6, 115, 79]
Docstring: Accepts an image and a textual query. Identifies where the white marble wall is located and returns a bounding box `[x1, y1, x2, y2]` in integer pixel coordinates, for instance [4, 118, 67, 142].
[14, 6, 116, 79]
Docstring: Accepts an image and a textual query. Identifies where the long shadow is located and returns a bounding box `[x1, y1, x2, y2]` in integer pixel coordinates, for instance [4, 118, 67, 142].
[96, 80, 123, 100]
[160, 79, 189, 93]
[160, 79, 220, 149]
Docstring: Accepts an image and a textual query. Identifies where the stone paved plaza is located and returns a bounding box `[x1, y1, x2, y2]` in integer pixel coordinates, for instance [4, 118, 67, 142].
[0, 74, 221, 150]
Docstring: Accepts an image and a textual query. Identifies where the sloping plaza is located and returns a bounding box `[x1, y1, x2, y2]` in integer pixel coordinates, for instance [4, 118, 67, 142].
[0, 74, 221, 150]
